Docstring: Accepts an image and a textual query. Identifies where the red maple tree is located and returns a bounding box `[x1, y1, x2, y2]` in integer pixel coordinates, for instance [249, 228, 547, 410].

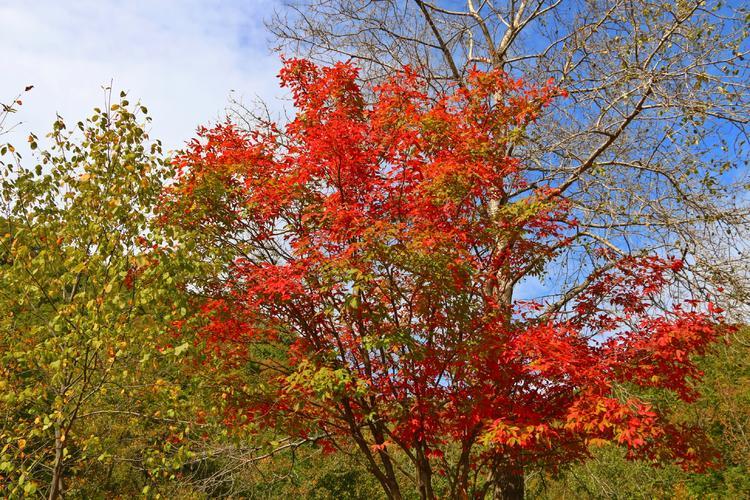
[163, 59, 723, 499]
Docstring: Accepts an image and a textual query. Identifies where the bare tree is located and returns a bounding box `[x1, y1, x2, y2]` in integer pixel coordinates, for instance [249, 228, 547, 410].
[269, 0, 749, 304]
[266, 1, 749, 497]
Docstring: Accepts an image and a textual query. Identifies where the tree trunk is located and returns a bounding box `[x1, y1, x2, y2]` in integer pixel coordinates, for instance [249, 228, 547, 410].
[48, 426, 64, 500]
[493, 468, 524, 500]
[416, 446, 436, 500]
[485, 202, 524, 500]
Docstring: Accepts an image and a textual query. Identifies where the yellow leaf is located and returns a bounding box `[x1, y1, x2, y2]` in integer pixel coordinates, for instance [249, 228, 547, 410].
[588, 438, 609, 447]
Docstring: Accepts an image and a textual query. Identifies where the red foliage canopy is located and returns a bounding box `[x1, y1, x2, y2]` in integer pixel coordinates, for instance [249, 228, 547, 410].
[164, 59, 723, 495]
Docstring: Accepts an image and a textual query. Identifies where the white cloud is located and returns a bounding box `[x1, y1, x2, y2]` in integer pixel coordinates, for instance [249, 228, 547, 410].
[0, 0, 284, 154]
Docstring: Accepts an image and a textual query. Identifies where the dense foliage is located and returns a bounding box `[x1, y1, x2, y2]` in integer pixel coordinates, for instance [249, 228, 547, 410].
[0, 96, 216, 498]
[161, 60, 726, 499]
[0, 58, 745, 499]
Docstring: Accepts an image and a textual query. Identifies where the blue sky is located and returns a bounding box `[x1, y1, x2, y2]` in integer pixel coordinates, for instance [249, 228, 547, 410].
[0, 0, 283, 152]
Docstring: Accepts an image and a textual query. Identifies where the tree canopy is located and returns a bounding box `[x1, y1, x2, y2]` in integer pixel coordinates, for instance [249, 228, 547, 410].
[161, 59, 727, 499]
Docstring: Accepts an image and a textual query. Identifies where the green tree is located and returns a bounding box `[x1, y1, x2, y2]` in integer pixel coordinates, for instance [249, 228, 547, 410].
[0, 93, 197, 498]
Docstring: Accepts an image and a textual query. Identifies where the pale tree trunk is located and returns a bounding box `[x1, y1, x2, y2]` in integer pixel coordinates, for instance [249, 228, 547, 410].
[48, 425, 64, 500]
[487, 201, 524, 500]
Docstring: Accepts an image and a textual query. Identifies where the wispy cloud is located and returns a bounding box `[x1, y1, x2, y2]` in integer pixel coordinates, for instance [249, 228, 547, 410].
[0, 0, 283, 152]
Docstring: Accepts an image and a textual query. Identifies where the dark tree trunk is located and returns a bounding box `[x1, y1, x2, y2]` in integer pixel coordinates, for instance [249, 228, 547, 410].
[493, 468, 524, 500]
[416, 446, 436, 500]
